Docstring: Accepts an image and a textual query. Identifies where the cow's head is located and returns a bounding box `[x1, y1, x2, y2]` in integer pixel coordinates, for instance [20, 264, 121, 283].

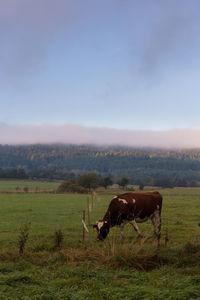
[93, 220, 110, 241]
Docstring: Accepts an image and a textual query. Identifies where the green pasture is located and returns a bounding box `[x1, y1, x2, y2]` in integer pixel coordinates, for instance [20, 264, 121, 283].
[0, 179, 60, 192]
[0, 187, 200, 299]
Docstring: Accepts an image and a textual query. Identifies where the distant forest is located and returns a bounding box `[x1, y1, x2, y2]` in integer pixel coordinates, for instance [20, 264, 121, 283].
[1, 144, 200, 187]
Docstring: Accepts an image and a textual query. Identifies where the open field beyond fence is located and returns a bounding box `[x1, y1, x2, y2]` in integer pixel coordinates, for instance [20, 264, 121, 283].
[0, 186, 200, 299]
[0, 179, 60, 193]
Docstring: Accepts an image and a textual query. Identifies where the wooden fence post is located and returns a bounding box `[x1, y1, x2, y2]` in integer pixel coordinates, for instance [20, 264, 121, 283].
[82, 210, 86, 243]
[92, 191, 96, 210]
[87, 197, 90, 226]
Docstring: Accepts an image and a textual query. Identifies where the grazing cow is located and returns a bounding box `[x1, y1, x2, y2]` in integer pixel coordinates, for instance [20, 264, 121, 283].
[93, 191, 162, 245]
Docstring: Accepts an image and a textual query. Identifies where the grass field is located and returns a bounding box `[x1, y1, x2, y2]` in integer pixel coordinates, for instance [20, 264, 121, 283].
[0, 186, 200, 299]
[0, 179, 60, 192]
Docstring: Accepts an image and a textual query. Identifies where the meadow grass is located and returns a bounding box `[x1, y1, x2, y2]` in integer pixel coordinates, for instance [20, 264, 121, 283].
[0, 187, 200, 299]
[0, 179, 60, 192]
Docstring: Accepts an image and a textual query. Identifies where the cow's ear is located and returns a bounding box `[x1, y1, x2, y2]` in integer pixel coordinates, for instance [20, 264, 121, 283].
[93, 224, 98, 229]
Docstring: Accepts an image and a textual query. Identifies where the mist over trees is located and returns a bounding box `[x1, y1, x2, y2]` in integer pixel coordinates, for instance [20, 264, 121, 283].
[0, 144, 200, 187]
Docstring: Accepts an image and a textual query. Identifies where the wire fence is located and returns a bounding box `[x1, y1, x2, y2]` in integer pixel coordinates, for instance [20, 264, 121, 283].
[0, 189, 191, 251]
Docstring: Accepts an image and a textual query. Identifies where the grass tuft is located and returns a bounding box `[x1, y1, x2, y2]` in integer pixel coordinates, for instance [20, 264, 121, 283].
[182, 242, 200, 254]
[18, 223, 31, 255]
[53, 228, 64, 250]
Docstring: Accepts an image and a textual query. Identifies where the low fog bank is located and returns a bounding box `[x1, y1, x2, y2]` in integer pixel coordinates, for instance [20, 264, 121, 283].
[0, 123, 200, 149]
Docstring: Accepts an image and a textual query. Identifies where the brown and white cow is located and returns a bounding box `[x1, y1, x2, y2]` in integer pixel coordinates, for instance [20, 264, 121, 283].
[93, 191, 162, 245]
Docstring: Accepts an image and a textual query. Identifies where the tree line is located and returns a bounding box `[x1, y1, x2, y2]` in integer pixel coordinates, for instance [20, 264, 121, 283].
[0, 144, 200, 187]
[57, 174, 133, 193]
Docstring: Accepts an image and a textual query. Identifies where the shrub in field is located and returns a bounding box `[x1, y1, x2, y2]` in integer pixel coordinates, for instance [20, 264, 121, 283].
[54, 228, 64, 249]
[57, 178, 87, 193]
[139, 183, 144, 190]
[18, 223, 31, 255]
[23, 187, 29, 193]
[182, 242, 200, 255]
[58, 183, 87, 193]
[125, 185, 135, 191]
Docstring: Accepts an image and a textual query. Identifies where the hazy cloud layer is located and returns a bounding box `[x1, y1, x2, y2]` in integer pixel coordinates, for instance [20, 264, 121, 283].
[1, 123, 200, 148]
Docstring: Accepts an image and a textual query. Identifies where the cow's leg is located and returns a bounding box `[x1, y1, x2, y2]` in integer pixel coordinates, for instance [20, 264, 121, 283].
[129, 220, 143, 238]
[119, 223, 125, 240]
[151, 211, 161, 246]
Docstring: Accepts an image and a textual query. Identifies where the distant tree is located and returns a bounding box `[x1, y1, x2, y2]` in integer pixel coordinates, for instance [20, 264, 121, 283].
[78, 173, 100, 191]
[117, 177, 129, 190]
[100, 177, 113, 189]
[139, 183, 144, 190]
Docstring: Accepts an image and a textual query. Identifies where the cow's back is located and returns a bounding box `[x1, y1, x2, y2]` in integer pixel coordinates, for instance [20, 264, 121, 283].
[118, 192, 162, 217]
[105, 191, 162, 226]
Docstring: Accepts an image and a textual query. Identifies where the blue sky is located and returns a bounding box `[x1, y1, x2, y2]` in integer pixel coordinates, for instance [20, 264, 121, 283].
[1, 0, 200, 146]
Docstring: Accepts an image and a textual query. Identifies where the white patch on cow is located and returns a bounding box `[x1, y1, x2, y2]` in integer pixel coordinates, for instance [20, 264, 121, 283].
[97, 221, 104, 230]
[132, 198, 136, 204]
[157, 205, 160, 210]
[118, 198, 128, 204]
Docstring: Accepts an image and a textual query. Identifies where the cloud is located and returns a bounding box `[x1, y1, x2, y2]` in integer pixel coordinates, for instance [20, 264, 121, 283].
[0, 0, 112, 79]
[1, 0, 199, 81]
[137, 0, 200, 75]
[1, 123, 200, 148]
[0, 0, 71, 77]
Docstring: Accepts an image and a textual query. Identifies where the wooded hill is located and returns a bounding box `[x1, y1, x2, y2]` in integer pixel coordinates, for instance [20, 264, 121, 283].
[1, 144, 200, 187]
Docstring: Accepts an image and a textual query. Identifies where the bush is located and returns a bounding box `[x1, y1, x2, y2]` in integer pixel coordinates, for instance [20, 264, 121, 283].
[23, 187, 29, 193]
[125, 186, 135, 191]
[65, 184, 87, 193]
[54, 229, 64, 249]
[139, 183, 144, 190]
[18, 223, 31, 255]
[57, 178, 87, 193]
